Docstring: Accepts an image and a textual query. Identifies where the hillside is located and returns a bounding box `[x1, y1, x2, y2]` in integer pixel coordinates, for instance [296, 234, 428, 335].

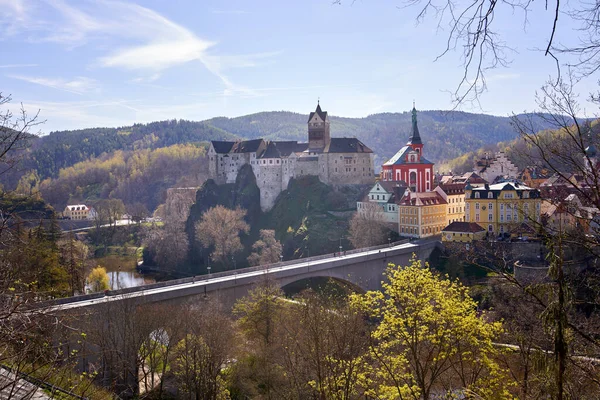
[439, 118, 600, 174]
[0, 109, 562, 213]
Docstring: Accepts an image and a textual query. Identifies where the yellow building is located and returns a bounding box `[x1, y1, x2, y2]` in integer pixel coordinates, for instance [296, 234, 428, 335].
[465, 182, 541, 237]
[434, 183, 466, 225]
[398, 191, 447, 238]
[442, 221, 487, 242]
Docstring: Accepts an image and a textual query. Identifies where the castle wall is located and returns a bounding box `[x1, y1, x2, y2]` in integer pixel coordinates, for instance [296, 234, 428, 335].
[295, 157, 320, 178]
[323, 153, 374, 185]
[255, 157, 285, 211]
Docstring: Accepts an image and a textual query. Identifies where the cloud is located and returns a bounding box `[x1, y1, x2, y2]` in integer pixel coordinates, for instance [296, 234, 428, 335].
[8, 75, 99, 94]
[0, 63, 37, 68]
[2, 1, 280, 99]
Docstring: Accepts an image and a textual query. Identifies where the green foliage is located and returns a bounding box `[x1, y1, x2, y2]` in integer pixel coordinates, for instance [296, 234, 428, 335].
[86, 266, 110, 292]
[351, 258, 514, 399]
[38, 144, 207, 212]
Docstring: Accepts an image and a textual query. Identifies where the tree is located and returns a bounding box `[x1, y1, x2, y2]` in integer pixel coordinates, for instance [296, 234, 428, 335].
[86, 266, 110, 292]
[170, 304, 234, 400]
[348, 203, 389, 249]
[351, 258, 513, 399]
[144, 221, 189, 269]
[232, 280, 288, 399]
[335, 0, 600, 106]
[195, 206, 249, 267]
[247, 229, 283, 267]
[58, 233, 89, 296]
[0, 92, 42, 177]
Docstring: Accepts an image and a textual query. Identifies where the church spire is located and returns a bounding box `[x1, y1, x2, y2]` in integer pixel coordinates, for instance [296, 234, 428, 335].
[408, 104, 422, 145]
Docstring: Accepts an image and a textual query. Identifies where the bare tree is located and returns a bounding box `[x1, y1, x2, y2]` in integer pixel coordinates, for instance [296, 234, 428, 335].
[248, 229, 283, 267]
[349, 202, 390, 249]
[195, 206, 249, 267]
[333, 0, 600, 105]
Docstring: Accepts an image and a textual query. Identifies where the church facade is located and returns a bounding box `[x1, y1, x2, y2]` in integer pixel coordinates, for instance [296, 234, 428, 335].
[208, 103, 375, 210]
[380, 106, 435, 192]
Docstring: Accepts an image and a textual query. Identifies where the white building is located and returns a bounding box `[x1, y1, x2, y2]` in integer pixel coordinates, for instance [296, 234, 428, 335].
[474, 151, 519, 183]
[356, 181, 408, 228]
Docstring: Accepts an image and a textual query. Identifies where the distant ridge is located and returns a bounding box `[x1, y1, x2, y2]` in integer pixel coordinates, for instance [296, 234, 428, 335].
[2, 110, 559, 191]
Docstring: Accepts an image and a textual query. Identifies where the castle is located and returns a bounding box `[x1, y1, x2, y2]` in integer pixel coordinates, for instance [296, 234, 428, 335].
[208, 103, 375, 210]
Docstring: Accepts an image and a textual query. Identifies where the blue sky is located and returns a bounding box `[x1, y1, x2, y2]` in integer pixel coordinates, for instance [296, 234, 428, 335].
[0, 0, 596, 133]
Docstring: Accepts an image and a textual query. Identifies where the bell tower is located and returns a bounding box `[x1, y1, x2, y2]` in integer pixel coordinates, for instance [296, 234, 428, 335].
[308, 101, 330, 150]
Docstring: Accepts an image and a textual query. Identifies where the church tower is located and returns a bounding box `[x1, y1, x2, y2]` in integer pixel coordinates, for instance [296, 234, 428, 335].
[308, 101, 330, 150]
[407, 104, 424, 155]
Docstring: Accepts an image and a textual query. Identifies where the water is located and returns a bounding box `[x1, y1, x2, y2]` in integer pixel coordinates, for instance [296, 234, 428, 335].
[108, 270, 156, 290]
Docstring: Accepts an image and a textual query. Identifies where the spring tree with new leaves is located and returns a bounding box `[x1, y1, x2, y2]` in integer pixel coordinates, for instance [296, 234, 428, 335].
[351, 258, 514, 399]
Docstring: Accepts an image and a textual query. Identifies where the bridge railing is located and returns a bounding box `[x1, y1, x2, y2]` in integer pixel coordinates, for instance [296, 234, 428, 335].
[37, 239, 412, 308]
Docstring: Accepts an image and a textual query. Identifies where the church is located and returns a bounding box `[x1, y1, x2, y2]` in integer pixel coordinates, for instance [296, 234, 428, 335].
[208, 103, 375, 210]
[380, 106, 435, 192]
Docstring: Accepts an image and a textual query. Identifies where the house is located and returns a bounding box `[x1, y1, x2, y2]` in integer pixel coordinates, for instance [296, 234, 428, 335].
[434, 183, 466, 225]
[64, 204, 91, 220]
[518, 166, 552, 188]
[381, 106, 435, 192]
[397, 190, 447, 238]
[542, 193, 599, 236]
[207, 102, 374, 210]
[442, 221, 486, 242]
[357, 180, 407, 228]
[465, 181, 542, 236]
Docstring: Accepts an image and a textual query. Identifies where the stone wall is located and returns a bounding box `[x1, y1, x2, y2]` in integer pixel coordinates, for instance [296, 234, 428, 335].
[323, 153, 374, 185]
[256, 159, 285, 211]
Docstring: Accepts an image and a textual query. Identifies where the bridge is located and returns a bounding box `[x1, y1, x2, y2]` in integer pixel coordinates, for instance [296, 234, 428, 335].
[46, 239, 439, 313]
[43, 239, 440, 397]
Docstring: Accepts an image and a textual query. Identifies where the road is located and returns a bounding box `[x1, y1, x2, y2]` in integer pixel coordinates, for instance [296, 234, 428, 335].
[0, 369, 48, 400]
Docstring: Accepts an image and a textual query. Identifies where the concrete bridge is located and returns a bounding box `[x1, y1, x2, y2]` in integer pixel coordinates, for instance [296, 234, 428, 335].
[44, 239, 440, 397]
[47, 239, 439, 313]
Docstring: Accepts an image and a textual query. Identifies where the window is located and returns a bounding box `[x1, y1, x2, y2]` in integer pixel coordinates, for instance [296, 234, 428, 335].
[488, 213, 493, 221]
[488, 192, 493, 199]
[488, 203, 493, 210]
[475, 203, 480, 210]
[500, 214, 504, 222]
[475, 192, 480, 198]
[475, 214, 480, 222]
[523, 191, 529, 198]
[505, 193, 514, 199]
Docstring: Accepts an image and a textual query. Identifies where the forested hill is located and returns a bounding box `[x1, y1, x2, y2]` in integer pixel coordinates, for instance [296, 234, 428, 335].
[3, 110, 558, 192]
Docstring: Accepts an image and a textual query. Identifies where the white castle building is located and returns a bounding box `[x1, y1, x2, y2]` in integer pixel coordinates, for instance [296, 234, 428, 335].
[473, 151, 519, 183]
[208, 103, 375, 210]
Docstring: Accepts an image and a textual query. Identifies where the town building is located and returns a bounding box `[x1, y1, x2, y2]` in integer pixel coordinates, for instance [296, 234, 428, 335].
[208, 103, 375, 210]
[465, 181, 542, 237]
[542, 194, 599, 236]
[397, 190, 447, 238]
[439, 171, 487, 187]
[518, 166, 552, 188]
[64, 204, 95, 220]
[357, 180, 407, 228]
[442, 221, 486, 242]
[381, 106, 434, 192]
[434, 183, 466, 225]
[473, 151, 518, 183]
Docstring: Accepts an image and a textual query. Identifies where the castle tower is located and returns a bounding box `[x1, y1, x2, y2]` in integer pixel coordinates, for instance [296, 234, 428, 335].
[308, 101, 330, 150]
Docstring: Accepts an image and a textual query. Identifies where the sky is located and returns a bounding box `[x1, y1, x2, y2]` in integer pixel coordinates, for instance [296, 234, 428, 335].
[0, 0, 597, 133]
